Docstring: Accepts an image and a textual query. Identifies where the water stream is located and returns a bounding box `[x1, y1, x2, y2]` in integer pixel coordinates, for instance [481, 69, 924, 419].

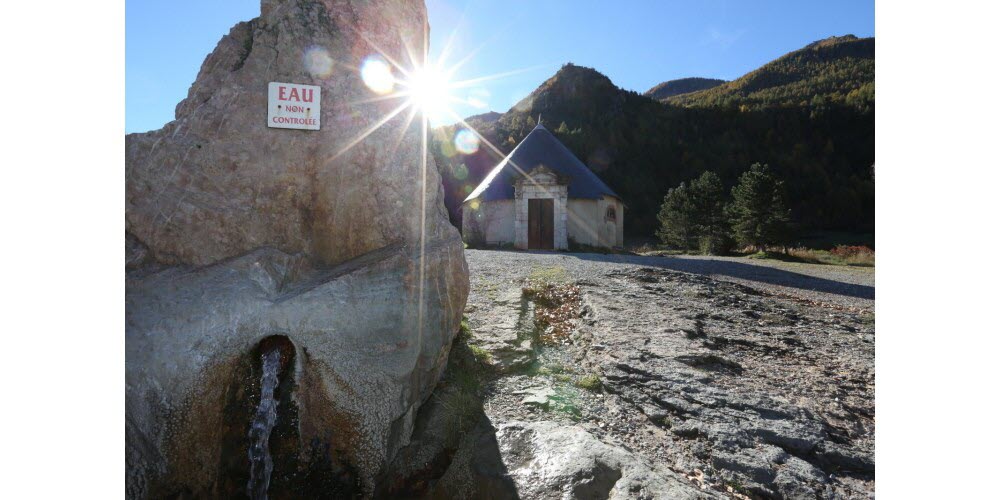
[247, 349, 282, 500]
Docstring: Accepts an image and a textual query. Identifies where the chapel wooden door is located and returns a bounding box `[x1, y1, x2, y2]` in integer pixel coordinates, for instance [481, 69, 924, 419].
[528, 199, 554, 250]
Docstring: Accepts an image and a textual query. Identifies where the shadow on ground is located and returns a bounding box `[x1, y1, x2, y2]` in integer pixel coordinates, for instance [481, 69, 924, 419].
[375, 336, 519, 500]
[487, 249, 875, 301]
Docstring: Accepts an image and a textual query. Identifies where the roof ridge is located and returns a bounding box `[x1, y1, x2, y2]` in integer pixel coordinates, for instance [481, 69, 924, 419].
[464, 124, 620, 203]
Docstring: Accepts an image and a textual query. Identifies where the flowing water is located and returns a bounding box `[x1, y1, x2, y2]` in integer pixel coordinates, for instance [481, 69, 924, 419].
[247, 349, 282, 500]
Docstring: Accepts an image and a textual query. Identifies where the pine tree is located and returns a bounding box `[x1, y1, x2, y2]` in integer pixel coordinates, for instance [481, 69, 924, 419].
[687, 171, 730, 254]
[656, 183, 695, 249]
[728, 163, 791, 251]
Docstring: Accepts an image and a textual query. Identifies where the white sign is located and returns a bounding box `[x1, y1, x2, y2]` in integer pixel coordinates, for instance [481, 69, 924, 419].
[268, 82, 321, 130]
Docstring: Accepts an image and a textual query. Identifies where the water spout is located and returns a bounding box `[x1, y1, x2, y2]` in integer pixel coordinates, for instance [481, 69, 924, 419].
[247, 348, 282, 500]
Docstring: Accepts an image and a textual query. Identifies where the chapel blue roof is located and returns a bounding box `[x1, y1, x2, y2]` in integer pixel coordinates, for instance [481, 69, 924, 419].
[464, 123, 621, 203]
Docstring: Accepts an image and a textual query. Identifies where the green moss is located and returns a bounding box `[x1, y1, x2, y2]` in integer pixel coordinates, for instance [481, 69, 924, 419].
[575, 374, 602, 391]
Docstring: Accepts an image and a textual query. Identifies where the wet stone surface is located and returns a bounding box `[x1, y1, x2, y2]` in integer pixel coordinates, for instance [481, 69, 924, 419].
[461, 250, 874, 499]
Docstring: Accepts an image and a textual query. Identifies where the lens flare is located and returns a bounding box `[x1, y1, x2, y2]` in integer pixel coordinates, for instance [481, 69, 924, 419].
[360, 56, 395, 94]
[454, 129, 480, 154]
[304, 46, 334, 78]
[453, 163, 469, 180]
[438, 137, 457, 158]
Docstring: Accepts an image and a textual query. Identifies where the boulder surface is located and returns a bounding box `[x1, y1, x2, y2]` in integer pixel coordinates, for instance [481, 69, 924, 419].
[125, 0, 468, 497]
[494, 421, 713, 499]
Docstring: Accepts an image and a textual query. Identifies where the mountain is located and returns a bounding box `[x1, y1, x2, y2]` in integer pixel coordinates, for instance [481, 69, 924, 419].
[645, 77, 726, 101]
[434, 38, 875, 238]
[464, 111, 501, 125]
[667, 35, 874, 111]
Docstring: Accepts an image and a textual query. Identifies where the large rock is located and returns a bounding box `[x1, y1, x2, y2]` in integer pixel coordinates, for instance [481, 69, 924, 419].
[126, 0, 451, 267]
[125, 0, 468, 497]
[493, 421, 714, 499]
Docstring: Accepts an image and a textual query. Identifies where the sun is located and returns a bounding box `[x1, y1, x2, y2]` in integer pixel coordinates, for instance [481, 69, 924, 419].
[401, 66, 453, 123]
[358, 54, 457, 125]
[334, 30, 541, 164]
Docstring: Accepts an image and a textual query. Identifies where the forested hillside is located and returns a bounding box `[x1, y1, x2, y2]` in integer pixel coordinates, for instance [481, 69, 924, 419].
[645, 77, 726, 101]
[433, 36, 874, 238]
[667, 35, 874, 111]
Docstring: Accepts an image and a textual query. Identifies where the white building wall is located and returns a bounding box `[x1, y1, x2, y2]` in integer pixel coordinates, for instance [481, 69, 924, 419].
[567, 199, 599, 246]
[614, 198, 624, 247]
[462, 200, 514, 246]
[463, 188, 622, 250]
[596, 196, 624, 248]
[567, 196, 624, 248]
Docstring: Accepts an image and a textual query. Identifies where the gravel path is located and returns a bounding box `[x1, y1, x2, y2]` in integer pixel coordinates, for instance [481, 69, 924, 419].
[469, 250, 874, 311]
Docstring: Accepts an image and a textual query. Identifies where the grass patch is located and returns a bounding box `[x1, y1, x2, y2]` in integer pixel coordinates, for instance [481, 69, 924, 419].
[724, 480, 752, 497]
[746, 246, 874, 267]
[548, 386, 584, 420]
[435, 320, 489, 429]
[448, 315, 493, 378]
[638, 248, 687, 257]
[438, 347, 486, 432]
[790, 230, 875, 250]
[787, 246, 875, 267]
[536, 364, 567, 376]
[528, 265, 569, 284]
[631, 242, 724, 257]
[438, 389, 481, 430]
[575, 374, 603, 391]
[468, 344, 493, 364]
[449, 367, 481, 393]
[457, 316, 472, 341]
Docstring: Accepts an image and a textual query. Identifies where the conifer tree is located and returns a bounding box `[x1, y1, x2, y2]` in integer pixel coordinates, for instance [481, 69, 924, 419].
[728, 163, 791, 251]
[656, 183, 695, 249]
[688, 171, 730, 254]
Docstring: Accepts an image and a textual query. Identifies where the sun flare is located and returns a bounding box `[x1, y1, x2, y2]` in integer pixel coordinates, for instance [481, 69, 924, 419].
[356, 45, 501, 129]
[401, 67, 452, 123]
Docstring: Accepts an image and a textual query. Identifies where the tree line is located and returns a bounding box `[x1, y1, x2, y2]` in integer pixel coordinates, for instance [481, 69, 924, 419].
[657, 163, 791, 254]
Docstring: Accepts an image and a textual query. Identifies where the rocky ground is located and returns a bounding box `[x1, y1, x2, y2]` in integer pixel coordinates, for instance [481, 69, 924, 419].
[385, 250, 874, 499]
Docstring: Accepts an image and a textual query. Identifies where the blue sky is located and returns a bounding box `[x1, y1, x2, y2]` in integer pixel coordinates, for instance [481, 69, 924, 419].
[126, 0, 874, 133]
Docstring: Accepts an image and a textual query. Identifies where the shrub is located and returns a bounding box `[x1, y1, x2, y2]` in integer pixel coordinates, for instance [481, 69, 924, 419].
[831, 245, 875, 266]
[781, 245, 874, 266]
[831, 245, 874, 258]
